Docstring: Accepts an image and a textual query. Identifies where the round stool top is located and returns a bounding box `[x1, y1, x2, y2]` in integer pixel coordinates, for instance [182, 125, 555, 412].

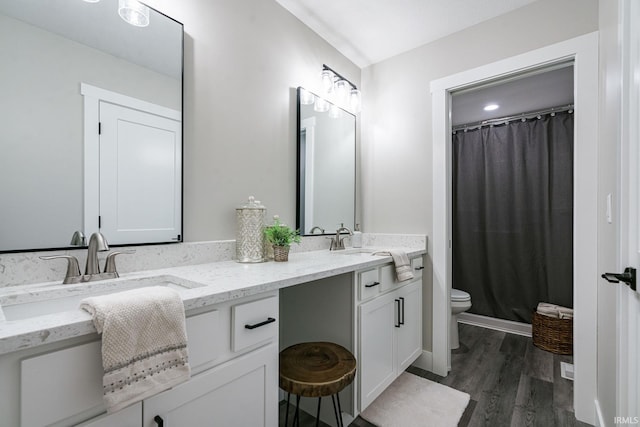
[279, 342, 357, 398]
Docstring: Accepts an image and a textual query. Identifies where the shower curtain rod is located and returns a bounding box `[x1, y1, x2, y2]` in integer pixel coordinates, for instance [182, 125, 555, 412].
[452, 103, 574, 132]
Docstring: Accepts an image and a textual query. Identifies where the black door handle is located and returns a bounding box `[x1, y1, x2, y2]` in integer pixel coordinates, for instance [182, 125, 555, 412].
[394, 299, 401, 328]
[399, 297, 405, 325]
[154, 415, 164, 427]
[602, 267, 636, 291]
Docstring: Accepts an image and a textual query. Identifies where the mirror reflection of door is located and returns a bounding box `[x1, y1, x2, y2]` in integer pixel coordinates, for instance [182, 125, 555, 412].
[98, 101, 182, 244]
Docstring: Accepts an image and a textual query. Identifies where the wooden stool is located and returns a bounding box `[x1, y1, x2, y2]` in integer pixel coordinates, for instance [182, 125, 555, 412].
[279, 342, 356, 427]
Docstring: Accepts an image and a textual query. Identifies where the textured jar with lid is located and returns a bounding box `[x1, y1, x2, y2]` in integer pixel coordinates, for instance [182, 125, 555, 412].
[236, 196, 266, 263]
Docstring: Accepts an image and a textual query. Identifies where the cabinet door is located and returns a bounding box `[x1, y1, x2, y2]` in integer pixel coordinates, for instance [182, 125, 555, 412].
[358, 292, 396, 410]
[396, 281, 422, 372]
[143, 343, 277, 427]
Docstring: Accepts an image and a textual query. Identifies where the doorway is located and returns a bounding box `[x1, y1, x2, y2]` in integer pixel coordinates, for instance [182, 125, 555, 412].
[451, 65, 574, 329]
[430, 33, 598, 425]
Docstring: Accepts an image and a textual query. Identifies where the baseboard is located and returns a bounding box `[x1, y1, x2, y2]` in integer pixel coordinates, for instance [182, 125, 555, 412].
[458, 312, 532, 337]
[594, 399, 605, 427]
[411, 350, 433, 371]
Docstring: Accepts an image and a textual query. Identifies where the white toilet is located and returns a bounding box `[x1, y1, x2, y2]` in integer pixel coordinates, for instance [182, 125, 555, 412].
[450, 289, 472, 350]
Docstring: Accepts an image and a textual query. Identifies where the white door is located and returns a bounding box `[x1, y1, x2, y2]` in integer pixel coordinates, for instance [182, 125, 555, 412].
[143, 344, 278, 427]
[396, 281, 422, 372]
[99, 101, 182, 245]
[618, 0, 640, 418]
[359, 291, 396, 410]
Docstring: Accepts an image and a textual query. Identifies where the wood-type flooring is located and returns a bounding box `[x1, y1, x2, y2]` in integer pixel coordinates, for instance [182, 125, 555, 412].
[280, 323, 593, 427]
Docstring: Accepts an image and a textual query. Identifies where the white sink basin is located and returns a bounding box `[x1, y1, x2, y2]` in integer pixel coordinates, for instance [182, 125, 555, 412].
[0, 275, 203, 321]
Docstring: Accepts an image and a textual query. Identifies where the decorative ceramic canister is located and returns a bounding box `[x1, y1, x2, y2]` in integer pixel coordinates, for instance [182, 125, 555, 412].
[236, 196, 266, 263]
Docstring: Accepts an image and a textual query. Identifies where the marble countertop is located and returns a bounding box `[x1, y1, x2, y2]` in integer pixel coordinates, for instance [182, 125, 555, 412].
[0, 246, 426, 355]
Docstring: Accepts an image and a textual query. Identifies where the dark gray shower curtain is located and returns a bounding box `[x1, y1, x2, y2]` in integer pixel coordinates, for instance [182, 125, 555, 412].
[452, 112, 574, 324]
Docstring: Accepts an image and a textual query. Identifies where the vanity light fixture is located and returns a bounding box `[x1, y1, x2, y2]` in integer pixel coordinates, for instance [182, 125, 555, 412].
[118, 0, 150, 27]
[321, 64, 361, 113]
[484, 103, 499, 111]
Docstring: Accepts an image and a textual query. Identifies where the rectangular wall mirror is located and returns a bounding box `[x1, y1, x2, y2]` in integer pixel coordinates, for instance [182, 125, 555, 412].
[0, 0, 183, 252]
[296, 87, 356, 236]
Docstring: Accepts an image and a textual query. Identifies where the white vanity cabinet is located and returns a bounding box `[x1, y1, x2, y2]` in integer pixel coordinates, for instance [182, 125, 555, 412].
[357, 257, 423, 410]
[4, 291, 279, 427]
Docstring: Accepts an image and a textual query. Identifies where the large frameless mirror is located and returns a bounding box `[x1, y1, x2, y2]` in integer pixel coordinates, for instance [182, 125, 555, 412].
[0, 0, 183, 252]
[296, 87, 356, 236]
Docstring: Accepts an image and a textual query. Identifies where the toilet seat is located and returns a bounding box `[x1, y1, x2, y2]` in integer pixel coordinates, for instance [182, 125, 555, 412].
[451, 289, 471, 302]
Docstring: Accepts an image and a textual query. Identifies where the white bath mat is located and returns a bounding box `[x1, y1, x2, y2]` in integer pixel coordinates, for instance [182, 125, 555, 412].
[360, 372, 470, 427]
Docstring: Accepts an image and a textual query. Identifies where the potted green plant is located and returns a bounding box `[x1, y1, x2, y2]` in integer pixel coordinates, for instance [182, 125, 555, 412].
[263, 215, 301, 262]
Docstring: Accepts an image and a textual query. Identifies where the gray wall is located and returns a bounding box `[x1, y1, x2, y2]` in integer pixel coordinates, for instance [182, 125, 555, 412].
[144, 0, 360, 241]
[360, 0, 598, 350]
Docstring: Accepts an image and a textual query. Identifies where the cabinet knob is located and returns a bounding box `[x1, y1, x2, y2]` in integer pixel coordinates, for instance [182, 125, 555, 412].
[154, 415, 164, 427]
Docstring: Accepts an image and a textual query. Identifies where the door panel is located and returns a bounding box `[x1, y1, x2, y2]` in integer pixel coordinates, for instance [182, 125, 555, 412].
[99, 101, 181, 244]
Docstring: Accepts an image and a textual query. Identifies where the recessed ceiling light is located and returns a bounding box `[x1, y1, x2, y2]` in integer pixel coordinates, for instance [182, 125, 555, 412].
[484, 104, 499, 111]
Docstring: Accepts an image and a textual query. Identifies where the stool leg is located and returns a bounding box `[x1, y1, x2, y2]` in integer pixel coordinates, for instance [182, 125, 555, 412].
[315, 397, 322, 427]
[284, 392, 291, 427]
[331, 394, 340, 427]
[336, 392, 344, 427]
[294, 394, 301, 427]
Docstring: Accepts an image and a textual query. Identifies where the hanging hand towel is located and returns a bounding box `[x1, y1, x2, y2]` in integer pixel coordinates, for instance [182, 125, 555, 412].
[373, 250, 414, 282]
[80, 286, 191, 413]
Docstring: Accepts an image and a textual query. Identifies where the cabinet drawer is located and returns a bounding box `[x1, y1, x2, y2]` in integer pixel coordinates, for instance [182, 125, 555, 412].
[411, 257, 424, 279]
[358, 268, 381, 301]
[232, 296, 278, 352]
[187, 309, 222, 370]
[380, 264, 396, 292]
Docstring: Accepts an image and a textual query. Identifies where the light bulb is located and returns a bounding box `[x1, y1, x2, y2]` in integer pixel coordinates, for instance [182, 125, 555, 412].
[335, 80, 350, 102]
[299, 88, 315, 105]
[314, 97, 329, 113]
[350, 89, 362, 113]
[118, 0, 150, 27]
[320, 69, 335, 95]
[329, 104, 341, 119]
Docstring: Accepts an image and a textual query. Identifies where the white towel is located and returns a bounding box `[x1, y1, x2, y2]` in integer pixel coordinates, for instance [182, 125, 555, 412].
[80, 286, 191, 413]
[373, 250, 415, 282]
[536, 302, 573, 319]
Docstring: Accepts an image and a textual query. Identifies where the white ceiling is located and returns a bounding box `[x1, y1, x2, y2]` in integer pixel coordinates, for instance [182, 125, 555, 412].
[275, 0, 538, 67]
[451, 65, 574, 126]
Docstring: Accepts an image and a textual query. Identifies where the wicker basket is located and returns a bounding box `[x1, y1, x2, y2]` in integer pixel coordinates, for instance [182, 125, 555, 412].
[532, 311, 573, 355]
[273, 245, 290, 262]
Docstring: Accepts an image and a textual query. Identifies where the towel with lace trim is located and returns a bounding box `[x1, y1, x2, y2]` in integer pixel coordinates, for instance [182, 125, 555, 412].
[80, 286, 190, 413]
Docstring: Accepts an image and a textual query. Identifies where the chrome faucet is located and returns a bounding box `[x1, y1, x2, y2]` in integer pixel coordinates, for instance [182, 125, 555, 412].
[329, 225, 353, 250]
[40, 232, 134, 284]
[309, 226, 325, 234]
[85, 232, 109, 275]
